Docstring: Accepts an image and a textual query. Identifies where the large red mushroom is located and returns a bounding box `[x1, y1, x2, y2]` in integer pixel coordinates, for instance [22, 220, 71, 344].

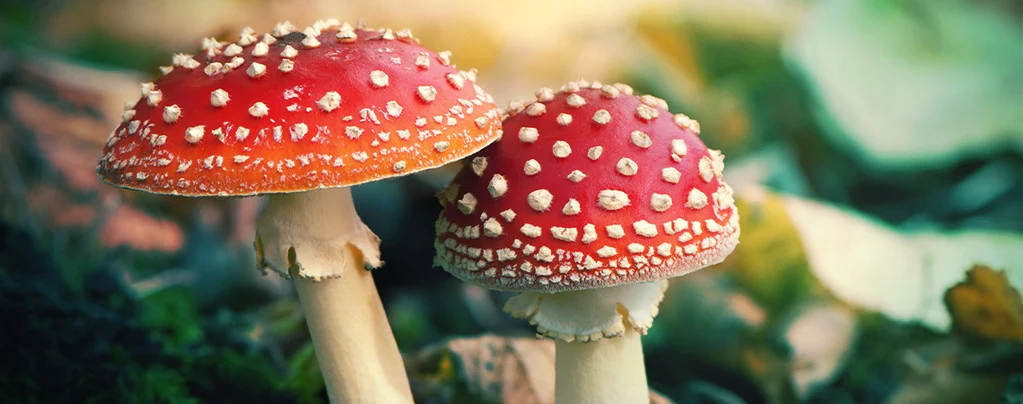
[97, 20, 502, 403]
[434, 80, 739, 403]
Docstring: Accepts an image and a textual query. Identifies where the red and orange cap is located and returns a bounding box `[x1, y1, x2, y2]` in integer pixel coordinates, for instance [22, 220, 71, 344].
[97, 20, 502, 196]
[434, 80, 739, 293]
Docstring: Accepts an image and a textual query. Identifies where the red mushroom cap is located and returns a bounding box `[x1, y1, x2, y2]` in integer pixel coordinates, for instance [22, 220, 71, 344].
[97, 20, 501, 196]
[434, 80, 739, 292]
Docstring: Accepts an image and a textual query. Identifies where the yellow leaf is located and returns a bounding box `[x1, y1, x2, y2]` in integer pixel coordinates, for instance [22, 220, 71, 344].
[728, 190, 819, 312]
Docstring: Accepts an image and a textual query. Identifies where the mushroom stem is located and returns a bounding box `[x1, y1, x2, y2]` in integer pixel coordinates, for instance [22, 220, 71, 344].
[555, 327, 648, 404]
[294, 268, 412, 403]
[256, 188, 412, 403]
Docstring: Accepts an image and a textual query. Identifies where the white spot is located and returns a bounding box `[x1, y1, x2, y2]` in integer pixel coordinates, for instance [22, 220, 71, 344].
[657, 243, 673, 257]
[370, 70, 389, 88]
[278, 59, 295, 72]
[520, 224, 542, 238]
[483, 218, 503, 237]
[446, 73, 465, 89]
[345, 126, 364, 139]
[628, 243, 645, 253]
[636, 104, 659, 121]
[146, 90, 163, 106]
[234, 155, 250, 164]
[527, 189, 553, 212]
[518, 127, 539, 143]
[246, 62, 267, 78]
[710, 149, 725, 177]
[272, 21, 296, 37]
[699, 156, 715, 182]
[597, 246, 618, 258]
[249, 102, 269, 118]
[606, 224, 626, 239]
[415, 52, 430, 69]
[290, 123, 308, 141]
[280, 45, 298, 58]
[630, 130, 652, 148]
[671, 139, 687, 160]
[336, 27, 357, 42]
[582, 224, 597, 244]
[235, 127, 250, 141]
[302, 29, 321, 48]
[238, 27, 257, 46]
[567, 170, 586, 183]
[616, 158, 638, 176]
[318, 92, 342, 112]
[162, 105, 181, 123]
[500, 209, 516, 222]
[525, 102, 546, 116]
[550, 227, 578, 242]
[592, 109, 611, 124]
[552, 141, 571, 158]
[562, 199, 581, 215]
[523, 159, 541, 175]
[598, 190, 630, 210]
[587, 146, 603, 160]
[393, 161, 407, 172]
[417, 86, 437, 102]
[204, 63, 223, 77]
[386, 101, 402, 117]
[600, 85, 620, 98]
[434, 141, 450, 152]
[252, 41, 269, 56]
[566, 93, 586, 107]
[497, 249, 517, 262]
[471, 157, 488, 176]
[474, 116, 489, 128]
[437, 50, 452, 66]
[536, 87, 555, 101]
[662, 167, 681, 184]
[211, 89, 230, 107]
[674, 113, 701, 133]
[488, 174, 508, 198]
[172, 54, 200, 69]
[458, 193, 478, 214]
[556, 113, 573, 125]
[184, 126, 204, 143]
[686, 188, 709, 209]
[650, 193, 672, 212]
[633, 220, 658, 237]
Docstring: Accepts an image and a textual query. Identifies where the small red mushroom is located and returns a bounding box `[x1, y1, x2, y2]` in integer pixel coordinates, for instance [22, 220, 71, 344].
[97, 20, 501, 404]
[434, 80, 739, 403]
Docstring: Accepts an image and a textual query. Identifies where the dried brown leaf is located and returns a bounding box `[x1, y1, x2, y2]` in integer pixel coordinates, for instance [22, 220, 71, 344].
[944, 265, 1023, 343]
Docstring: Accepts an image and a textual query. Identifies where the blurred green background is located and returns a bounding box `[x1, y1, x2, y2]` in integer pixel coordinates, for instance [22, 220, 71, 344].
[0, 0, 1020, 403]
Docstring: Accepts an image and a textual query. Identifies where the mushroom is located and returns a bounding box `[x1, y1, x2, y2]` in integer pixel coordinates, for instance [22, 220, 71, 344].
[97, 20, 502, 403]
[433, 80, 739, 403]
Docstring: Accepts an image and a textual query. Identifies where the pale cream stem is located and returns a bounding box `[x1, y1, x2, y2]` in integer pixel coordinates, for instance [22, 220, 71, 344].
[555, 327, 649, 404]
[256, 187, 412, 403]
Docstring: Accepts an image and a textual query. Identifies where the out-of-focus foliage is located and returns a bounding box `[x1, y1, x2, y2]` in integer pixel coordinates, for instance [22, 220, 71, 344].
[0, 224, 297, 403]
[788, 0, 1023, 170]
[0, 0, 1020, 402]
[728, 190, 819, 313]
[406, 334, 674, 404]
[944, 265, 1023, 343]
